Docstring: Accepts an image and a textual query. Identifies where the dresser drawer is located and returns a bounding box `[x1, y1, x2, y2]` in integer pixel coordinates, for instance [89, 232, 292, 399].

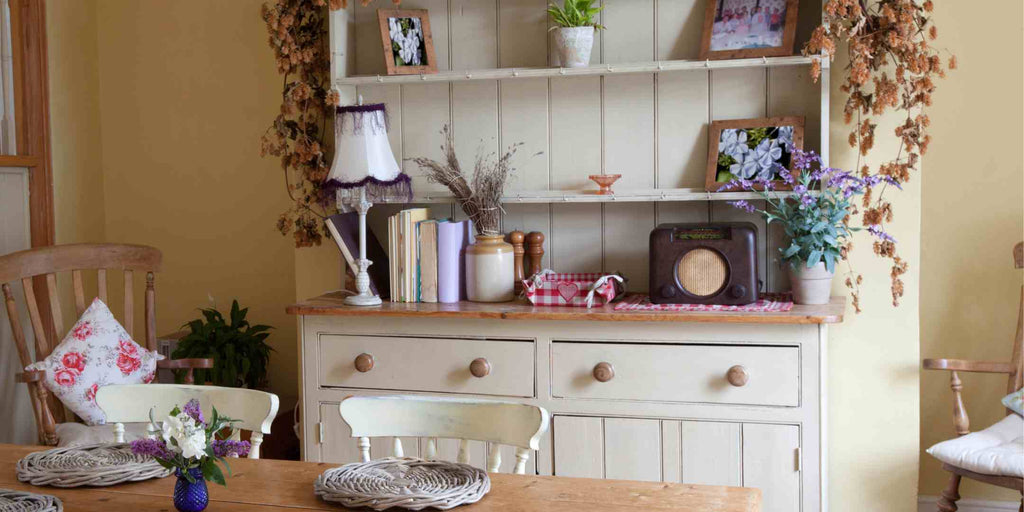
[318, 335, 534, 397]
[551, 342, 798, 406]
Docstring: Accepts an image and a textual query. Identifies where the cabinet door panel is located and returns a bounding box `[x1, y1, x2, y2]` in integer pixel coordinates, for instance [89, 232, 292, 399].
[604, 417, 662, 482]
[743, 423, 801, 512]
[319, 402, 360, 464]
[552, 416, 604, 478]
[681, 421, 742, 486]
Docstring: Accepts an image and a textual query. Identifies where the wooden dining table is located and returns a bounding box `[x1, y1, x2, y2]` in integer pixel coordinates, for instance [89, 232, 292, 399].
[0, 444, 760, 511]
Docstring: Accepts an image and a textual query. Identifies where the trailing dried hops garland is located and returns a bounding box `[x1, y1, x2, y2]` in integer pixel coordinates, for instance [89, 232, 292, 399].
[260, 0, 400, 248]
[804, 0, 951, 311]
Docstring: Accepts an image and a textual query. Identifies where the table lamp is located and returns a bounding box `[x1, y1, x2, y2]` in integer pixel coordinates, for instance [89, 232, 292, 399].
[327, 101, 411, 306]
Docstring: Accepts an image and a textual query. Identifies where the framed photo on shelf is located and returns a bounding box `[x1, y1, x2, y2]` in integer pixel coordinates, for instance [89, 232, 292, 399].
[698, 0, 800, 60]
[377, 9, 438, 75]
[705, 116, 804, 192]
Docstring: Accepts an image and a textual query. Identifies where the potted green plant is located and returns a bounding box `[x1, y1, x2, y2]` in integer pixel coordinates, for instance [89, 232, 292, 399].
[547, 0, 604, 68]
[723, 149, 899, 305]
[171, 300, 273, 389]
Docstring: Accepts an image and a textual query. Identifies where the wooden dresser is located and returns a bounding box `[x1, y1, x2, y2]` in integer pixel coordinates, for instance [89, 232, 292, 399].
[288, 293, 844, 512]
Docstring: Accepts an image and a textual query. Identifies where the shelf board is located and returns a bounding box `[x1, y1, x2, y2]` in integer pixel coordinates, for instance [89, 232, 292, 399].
[335, 55, 822, 86]
[378, 188, 808, 205]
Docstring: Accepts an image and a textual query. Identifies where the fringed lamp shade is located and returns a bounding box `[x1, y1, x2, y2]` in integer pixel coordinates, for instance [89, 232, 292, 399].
[326, 103, 412, 203]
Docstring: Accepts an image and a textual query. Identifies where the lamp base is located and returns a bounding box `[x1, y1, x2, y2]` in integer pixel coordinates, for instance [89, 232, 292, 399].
[344, 292, 383, 306]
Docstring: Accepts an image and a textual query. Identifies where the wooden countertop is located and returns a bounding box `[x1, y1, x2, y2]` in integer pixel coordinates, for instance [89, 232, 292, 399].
[0, 444, 760, 512]
[287, 292, 845, 325]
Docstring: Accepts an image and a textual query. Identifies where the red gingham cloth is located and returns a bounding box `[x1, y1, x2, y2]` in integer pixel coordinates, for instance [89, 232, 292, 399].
[523, 271, 624, 308]
[613, 293, 794, 312]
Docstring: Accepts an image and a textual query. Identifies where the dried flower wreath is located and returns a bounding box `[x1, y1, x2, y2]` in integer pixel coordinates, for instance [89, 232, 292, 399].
[804, 0, 952, 311]
[260, 0, 401, 248]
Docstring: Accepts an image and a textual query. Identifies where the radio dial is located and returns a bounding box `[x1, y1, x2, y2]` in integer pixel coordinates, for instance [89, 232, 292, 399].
[660, 284, 677, 298]
[728, 284, 747, 299]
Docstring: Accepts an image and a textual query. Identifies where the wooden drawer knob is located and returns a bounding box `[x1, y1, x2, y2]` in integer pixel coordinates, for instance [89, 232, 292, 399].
[726, 365, 749, 387]
[470, 358, 491, 378]
[592, 362, 615, 382]
[354, 353, 374, 373]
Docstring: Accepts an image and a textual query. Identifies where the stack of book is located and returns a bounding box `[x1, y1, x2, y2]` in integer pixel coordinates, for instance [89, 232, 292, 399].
[387, 208, 473, 303]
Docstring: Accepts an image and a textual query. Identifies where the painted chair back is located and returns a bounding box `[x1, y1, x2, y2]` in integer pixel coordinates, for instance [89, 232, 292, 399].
[339, 395, 549, 474]
[96, 384, 279, 459]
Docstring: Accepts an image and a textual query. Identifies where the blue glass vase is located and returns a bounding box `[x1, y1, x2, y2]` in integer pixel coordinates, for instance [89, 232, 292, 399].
[173, 467, 209, 512]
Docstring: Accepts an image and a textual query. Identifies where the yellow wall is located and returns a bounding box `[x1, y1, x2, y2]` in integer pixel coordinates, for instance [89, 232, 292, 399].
[47, 0, 104, 246]
[826, 56, 922, 510]
[46, 0, 305, 406]
[919, 0, 1024, 502]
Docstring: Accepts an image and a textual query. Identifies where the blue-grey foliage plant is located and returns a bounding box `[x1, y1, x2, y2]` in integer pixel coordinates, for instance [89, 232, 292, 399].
[723, 149, 899, 278]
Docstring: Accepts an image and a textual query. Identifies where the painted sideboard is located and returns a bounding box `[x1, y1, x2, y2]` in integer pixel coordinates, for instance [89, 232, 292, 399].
[289, 294, 844, 512]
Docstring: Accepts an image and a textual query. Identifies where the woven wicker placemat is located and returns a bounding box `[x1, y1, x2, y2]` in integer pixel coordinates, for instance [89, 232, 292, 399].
[0, 488, 63, 512]
[16, 443, 170, 488]
[315, 457, 490, 511]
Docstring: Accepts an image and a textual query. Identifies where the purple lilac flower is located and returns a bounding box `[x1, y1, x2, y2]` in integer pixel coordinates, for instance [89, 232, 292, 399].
[794, 184, 808, 195]
[792, 150, 820, 171]
[777, 166, 794, 185]
[212, 439, 251, 458]
[800, 195, 816, 207]
[867, 225, 897, 243]
[728, 200, 756, 213]
[131, 438, 172, 460]
[183, 399, 204, 425]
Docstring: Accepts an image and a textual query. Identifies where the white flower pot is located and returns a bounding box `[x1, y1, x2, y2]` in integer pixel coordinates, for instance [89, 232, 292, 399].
[465, 234, 515, 303]
[789, 261, 834, 305]
[552, 27, 594, 68]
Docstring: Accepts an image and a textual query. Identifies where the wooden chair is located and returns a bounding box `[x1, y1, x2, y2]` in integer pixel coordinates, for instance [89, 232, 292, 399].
[0, 243, 213, 446]
[338, 395, 549, 474]
[95, 384, 279, 459]
[923, 242, 1024, 512]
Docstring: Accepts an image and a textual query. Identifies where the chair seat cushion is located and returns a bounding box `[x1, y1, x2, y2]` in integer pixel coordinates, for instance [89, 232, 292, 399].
[926, 414, 1024, 478]
[25, 298, 163, 425]
[56, 422, 152, 447]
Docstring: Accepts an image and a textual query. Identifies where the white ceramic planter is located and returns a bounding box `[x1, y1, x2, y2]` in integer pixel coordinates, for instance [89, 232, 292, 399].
[789, 261, 834, 305]
[552, 26, 594, 68]
[465, 234, 515, 303]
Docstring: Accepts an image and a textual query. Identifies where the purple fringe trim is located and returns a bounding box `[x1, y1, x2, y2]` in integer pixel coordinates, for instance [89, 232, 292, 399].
[336, 103, 389, 135]
[325, 173, 413, 203]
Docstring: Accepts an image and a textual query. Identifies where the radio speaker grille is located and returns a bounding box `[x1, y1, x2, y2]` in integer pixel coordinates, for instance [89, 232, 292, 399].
[676, 248, 728, 297]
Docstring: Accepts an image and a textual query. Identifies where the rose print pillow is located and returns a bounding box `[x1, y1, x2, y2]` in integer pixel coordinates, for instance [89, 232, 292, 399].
[26, 298, 163, 425]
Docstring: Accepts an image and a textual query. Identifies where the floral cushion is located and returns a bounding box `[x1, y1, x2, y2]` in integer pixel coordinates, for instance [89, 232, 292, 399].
[26, 298, 163, 425]
[1003, 389, 1024, 417]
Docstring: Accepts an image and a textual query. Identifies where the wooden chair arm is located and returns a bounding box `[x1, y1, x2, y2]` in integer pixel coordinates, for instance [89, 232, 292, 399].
[922, 358, 1014, 374]
[157, 358, 214, 385]
[157, 358, 214, 370]
[15, 370, 45, 383]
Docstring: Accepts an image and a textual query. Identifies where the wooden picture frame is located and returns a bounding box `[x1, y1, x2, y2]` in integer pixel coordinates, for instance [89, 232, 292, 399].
[698, 0, 800, 60]
[377, 9, 438, 76]
[705, 116, 804, 192]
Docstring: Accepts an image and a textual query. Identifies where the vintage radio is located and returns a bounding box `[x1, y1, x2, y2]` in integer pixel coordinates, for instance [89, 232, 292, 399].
[648, 223, 758, 305]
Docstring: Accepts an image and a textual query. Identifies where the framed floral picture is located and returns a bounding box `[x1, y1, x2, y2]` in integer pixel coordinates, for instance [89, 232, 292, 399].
[377, 9, 438, 75]
[698, 0, 800, 60]
[705, 116, 804, 191]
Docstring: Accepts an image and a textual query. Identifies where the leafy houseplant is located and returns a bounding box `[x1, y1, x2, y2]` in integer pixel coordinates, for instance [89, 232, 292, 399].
[723, 150, 899, 304]
[131, 400, 250, 512]
[171, 301, 273, 389]
[547, 0, 605, 68]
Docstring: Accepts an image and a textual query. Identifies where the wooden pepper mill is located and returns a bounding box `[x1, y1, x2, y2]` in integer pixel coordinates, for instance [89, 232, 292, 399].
[525, 231, 545, 278]
[508, 231, 526, 294]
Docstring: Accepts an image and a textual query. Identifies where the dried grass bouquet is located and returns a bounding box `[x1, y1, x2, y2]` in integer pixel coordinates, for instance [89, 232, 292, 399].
[412, 125, 523, 236]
